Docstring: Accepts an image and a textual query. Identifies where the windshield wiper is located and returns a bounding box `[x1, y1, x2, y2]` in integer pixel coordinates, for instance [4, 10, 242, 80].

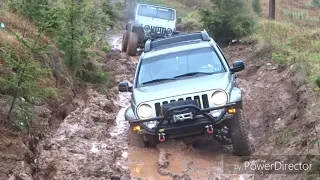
[141, 78, 176, 85]
[174, 72, 214, 78]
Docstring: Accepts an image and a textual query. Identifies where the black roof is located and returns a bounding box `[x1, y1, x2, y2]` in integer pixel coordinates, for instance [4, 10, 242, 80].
[144, 30, 211, 53]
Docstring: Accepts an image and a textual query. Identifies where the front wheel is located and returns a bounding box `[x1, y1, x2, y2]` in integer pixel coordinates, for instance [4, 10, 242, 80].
[229, 109, 254, 156]
[121, 31, 128, 52]
[128, 127, 157, 148]
[126, 32, 138, 56]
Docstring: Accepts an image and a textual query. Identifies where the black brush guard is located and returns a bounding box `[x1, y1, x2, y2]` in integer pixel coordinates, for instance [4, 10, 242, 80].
[131, 102, 238, 136]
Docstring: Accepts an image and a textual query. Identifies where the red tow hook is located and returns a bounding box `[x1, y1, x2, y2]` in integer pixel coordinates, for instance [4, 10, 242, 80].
[159, 133, 166, 142]
[206, 125, 214, 134]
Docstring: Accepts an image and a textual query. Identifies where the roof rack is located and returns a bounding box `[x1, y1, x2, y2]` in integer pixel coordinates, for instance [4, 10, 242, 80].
[137, 3, 175, 10]
[144, 30, 211, 53]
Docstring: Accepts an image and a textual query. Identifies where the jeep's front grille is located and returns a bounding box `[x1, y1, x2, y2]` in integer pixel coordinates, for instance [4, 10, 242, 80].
[151, 26, 167, 36]
[154, 94, 209, 117]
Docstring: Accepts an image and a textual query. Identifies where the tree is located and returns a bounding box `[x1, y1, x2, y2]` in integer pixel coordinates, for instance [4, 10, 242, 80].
[199, 0, 256, 46]
[0, 28, 56, 130]
[8, 0, 58, 32]
[54, 0, 111, 88]
[252, 0, 262, 15]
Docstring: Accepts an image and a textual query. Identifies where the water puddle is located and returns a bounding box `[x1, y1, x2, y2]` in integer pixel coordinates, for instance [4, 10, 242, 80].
[126, 149, 172, 180]
[110, 92, 131, 137]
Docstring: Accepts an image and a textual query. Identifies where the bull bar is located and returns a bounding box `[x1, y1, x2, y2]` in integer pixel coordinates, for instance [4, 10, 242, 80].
[130, 102, 239, 135]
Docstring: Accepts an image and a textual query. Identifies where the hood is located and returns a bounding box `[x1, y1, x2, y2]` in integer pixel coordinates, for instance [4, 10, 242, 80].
[135, 16, 176, 30]
[133, 73, 231, 105]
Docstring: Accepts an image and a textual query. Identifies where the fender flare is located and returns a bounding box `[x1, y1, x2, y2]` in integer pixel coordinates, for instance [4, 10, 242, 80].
[229, 87, 243, 109]
[125, 106, 136, 122]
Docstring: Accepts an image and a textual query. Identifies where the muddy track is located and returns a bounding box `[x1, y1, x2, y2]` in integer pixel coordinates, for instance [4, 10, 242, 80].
[34, 34, 303, 180]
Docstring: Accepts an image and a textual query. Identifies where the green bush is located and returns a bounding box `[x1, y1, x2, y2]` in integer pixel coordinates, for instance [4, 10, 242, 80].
[54, 0, 113, 86]
[252, 0, 262, 15]
[8, 0, 58, 32]
[76, 62, 110, 85]
[199, 0, 256, 45]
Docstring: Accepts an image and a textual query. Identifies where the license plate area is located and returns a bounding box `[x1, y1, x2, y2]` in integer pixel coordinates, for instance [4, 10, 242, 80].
[173, 108, 194, 122]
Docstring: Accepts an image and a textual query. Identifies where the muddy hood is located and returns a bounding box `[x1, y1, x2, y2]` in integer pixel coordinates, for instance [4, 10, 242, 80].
[133, 73, 231, 105]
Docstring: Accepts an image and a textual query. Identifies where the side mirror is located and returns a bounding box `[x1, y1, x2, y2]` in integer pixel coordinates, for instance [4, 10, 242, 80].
[176, 17, 182, 24]
[230, 60, 245, 73]
[118, 81, 133, 92]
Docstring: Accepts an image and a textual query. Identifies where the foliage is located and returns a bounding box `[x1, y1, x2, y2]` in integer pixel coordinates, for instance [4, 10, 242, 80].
[8, 0, 58, 32]
[253, 20, 320, 87]
[311, 0, 320, 8]
[252, 0, 262, 15]
[199, 0, 256, 45]
[1, 0, 116, 129]
[283, 10, 320, 28]
[0, 28, 56, 129]
[102, 0, 117, 28]
[53, 0, 111, 86]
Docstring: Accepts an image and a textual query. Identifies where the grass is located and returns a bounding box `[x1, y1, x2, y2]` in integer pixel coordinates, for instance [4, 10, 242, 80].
[269, 128, 294, 146]
[252, 20, 320, 88]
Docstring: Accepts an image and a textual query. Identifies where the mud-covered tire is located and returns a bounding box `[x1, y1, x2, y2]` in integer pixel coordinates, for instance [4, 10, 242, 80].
[142, 134, 158, 148]
[128, 128, 157, 148]
[121, 31, 128, 52]
[230, 109, 254, 156]
[126, 32, 138, 56]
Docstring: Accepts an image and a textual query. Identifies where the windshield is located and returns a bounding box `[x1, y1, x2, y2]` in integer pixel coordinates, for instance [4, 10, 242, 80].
[137, 4, 175, 20]
[137, 47, 225, 86]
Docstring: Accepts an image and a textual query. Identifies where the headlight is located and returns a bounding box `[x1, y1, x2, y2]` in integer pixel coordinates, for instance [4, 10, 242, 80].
[137, 104, 153, 119]
[166, 28, 173, 35]
[211, 91, 228, 106]
[144, 25, 151, 32]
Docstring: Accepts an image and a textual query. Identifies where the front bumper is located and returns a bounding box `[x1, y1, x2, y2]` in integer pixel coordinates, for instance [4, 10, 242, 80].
[130, 102, 240, 138]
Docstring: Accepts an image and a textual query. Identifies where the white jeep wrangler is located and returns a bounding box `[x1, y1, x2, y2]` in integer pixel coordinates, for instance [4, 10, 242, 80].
[122, 3, 180, 56]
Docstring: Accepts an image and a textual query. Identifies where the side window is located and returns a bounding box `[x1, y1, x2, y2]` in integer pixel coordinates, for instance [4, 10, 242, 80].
[216, 44, 231, 69]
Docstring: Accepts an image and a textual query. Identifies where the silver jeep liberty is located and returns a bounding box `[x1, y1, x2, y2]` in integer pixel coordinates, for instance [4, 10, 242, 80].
[119, 30, 254, 156]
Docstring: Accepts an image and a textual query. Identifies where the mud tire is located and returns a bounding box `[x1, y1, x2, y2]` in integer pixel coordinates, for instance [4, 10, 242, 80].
[126, 32, 138, 56]
[121, 31, 128, 52]
[128, 128, 157, 148]
[229, 109, 254, 156]
[142, 134, 158, 148]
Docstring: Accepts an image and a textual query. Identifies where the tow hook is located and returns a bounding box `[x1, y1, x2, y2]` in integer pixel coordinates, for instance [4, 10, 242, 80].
[159, 133, 166, 142]
[205, 125, 214, 134]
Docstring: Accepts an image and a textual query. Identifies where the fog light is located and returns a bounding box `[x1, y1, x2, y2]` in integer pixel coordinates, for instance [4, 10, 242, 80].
[133, 125, 141, 132]
[228, 108, 236, 114]
[144, 121, 157, 129]
[210, 109, 222, 118]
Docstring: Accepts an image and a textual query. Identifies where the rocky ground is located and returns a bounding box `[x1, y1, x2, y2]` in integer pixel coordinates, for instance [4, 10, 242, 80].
[0, 34, 318, 180]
